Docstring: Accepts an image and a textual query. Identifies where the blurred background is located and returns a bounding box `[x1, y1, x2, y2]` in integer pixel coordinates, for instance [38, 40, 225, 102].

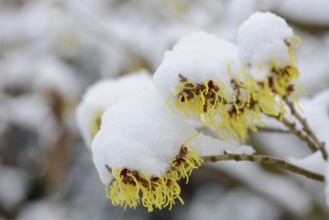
[0, 0, 329, 219]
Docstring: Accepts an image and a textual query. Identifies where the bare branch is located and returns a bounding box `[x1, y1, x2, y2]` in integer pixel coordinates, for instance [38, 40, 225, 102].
[283, 97, 328, 160]
[257, 127, 289, 133]
[202, 154, 324, 182]
[269, 114, 318, 153]
[105, 165, 112, 173]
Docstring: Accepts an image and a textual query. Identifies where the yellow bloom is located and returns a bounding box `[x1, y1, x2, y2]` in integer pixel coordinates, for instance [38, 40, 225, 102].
[89, 110, 103, 138]
[105, 145, 203, 212]
[173, 74, 231, 126]
[262, 36, 303, 99]
[240, 36, 306, 121]
[171, 74, 263, 142]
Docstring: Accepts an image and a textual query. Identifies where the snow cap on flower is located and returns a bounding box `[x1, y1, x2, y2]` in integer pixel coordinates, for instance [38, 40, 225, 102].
[153, 32, 258, 141]
[76, 71, 152, 148]
[154, 31, 239, 102]
[236, 12, 305, 119]
[92, 86, 203, 211]
[237, 12, 295, 81]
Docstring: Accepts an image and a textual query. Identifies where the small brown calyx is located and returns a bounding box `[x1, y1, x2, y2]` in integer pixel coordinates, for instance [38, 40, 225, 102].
[179, 145, 188, 155]
[179, 73, 188, 82]
[284, 38, 291, 47]
[107, 166, 176, 191]
[177, 74, 221, 107]
[166, 179, 173, 187]
[286, 84, 295, 94]
[171, 145, 189, 166]
[228, 105, 245, 117]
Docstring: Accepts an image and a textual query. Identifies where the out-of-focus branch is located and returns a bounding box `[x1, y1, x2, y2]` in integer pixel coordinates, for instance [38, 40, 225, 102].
[283, 97, 328, 160]
[202, 154, 324, 182]
[43, 90, 72, 192]
[0, 203, 14, 219]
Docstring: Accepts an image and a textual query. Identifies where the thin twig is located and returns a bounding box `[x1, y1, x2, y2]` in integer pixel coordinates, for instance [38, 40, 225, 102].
[280, 117, 318, 152]
[283, 97, 328, 160]
[105, 165, 112, 173]
[202, 154, 324, 182]
[257, 127, 289, 133]
[269, 114, 318, 152]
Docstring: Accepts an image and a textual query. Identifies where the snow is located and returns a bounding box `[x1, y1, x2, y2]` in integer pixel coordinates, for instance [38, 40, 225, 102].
[224, 0, 255, 26]
[92, 86, 255, 184]
[0, 0, 329, 218]
[296, 33, 329, 95]
[0, 53, 80, 99]
[275, 0, 329, 26]
[4, 94, 59, 146]
[0, 52, 82, 148]
[92, 86, 197, 184]
[0, 167, 29, 209]
[298, 97, 329, 152]
[191, 134, 255, 156]
[76, 71, 152, 147]
[237, 12, 293, 80]
[17, 200, 67, 220]
[313, 88, 329, 109]
[31, 56, 80, 100]
[186, 185, 281, 220]
[153, 31, 239, 102]
[211, 162, 312, 215]
[302, 89, 329, 207]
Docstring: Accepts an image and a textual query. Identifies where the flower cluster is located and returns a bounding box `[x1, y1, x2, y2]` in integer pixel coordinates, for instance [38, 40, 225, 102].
[238, 12, 306, 116]
[90, 87, 207, 211]
[76, 71, 152, 147]
[77, 70, 255, 211]
[154, 12, 304, 141]
[107, 144, 202, 212]
[76, 11, 304, 212]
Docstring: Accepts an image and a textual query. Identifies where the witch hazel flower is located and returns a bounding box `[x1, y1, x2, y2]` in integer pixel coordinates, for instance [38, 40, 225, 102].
[76, 71, 152, 148]
[92, 85, 253, 211]
[237, 12, 305, 116]
[92, 86, 203, 211]
[153, 32, 262, 141]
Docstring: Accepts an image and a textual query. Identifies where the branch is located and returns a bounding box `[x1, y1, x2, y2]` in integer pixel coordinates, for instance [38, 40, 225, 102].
[257, 127, 289, 133]
[105, 165, 112, 173]
[283, 97, 328, 160]
[269, 114, 318, 153]
[202, 154, 324, 182]
[280, 117, 318, 152]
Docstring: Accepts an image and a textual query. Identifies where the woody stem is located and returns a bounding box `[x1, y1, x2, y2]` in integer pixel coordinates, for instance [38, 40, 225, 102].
[268, 114, 318, 153]
[202, 154, 324, 182]
[282, 96, 328, 160]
